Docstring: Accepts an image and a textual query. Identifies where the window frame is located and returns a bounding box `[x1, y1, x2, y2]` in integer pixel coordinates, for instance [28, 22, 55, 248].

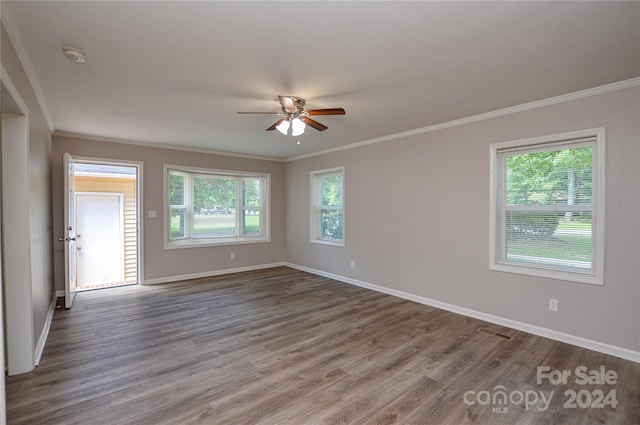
[164, 164, 270, 249]
[310, 167, 345, 247]
[489, 128, 605, 285]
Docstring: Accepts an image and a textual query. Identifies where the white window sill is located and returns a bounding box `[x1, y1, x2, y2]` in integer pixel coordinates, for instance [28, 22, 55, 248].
[310, 239, 345, 248]
[489, 263, 602, 286]
[165, 237, 270, 250]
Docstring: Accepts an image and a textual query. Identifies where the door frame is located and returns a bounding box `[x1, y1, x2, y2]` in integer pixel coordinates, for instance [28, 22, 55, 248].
[1, 66, 36, 377]
[67, 156, 144, 286]
[63, 153, 78, 308]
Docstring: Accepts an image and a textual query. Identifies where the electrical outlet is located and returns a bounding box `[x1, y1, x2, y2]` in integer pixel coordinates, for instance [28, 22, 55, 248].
[549, 298, 558, 312]
[148, 210, 157, 218]
[230, 252, 235, 260]
[350, 260, 355, 269]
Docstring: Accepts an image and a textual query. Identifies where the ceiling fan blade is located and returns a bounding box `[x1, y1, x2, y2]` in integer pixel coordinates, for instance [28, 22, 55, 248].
[306, 108, 346, 116]
[266, 118, 286, 131]
[237, 112, 281, 114]
[278, 96, 296, 113]
[301, 116, 328, 131]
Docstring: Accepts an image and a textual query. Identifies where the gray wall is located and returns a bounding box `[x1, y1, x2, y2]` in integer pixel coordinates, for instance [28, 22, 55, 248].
[1, 23, 55, 350]
[286, 86, 640, 353]
[52, 137, 287, 289]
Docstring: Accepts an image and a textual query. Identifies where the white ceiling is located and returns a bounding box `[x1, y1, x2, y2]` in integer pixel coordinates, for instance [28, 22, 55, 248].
[4, 1, 639, 160]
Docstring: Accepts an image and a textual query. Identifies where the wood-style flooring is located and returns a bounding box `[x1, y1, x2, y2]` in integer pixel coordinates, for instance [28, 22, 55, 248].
[6, 267, 639, 424]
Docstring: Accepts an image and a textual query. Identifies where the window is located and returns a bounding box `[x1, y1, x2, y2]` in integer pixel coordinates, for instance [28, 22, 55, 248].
[165, 165, 269, 248]
[490, 128, 605, 285]
[311, 167, 344, 246]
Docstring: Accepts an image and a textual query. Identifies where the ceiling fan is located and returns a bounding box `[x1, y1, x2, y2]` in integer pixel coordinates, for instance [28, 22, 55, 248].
[237, 96, 345, 136]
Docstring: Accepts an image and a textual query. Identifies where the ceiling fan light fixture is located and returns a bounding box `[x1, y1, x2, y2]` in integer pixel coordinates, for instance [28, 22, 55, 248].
[276, 119, 290, 135]
[291, 117, 305, 136]
[238, 96, 345, 135]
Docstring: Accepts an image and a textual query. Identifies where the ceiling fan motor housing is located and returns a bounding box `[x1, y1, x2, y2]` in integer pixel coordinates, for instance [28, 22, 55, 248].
[282, 96, 306, 116]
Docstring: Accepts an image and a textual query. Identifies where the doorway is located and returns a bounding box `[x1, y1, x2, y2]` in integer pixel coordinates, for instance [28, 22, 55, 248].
[72, 162, 139, 291]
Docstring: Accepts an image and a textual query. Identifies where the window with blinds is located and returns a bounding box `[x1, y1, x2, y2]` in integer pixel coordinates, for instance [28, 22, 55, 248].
[310, 167, 345, 246]
[490, 129, 605, 285]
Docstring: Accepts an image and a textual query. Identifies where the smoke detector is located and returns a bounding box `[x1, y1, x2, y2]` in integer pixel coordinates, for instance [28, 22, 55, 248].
[63, 47, 87, 64]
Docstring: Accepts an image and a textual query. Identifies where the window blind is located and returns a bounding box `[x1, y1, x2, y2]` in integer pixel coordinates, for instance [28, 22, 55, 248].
[495, 137, 596, 274]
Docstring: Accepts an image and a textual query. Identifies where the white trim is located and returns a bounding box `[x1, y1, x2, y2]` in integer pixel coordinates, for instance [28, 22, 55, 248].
[74, 171, 136, 179]
[488, 128, 604, 151]
[137, 162, 145, 285]
[593, 130, 606, 285]
[489, 264, 601, 286]
[55, 290, 65, 298]
[286, 78, 639, 162]
[165, 238, 272, 249]
[34, 296, 56, 366]
[284, 262, 640, 364]
[310, 240, 345, 248]
[1, 7, 55, 132]
[1, 76, 35, 375]
[142, 262, 285, 285]
[1, 65, 29, 115]
[65, 155, 143, 169]
[55, 131, 286, 162]
[164, 163, 272, 178]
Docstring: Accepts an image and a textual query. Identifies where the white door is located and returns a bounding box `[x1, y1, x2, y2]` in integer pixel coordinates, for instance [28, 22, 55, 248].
[76, 193, 124, 286]
[63, 153, 78, 308]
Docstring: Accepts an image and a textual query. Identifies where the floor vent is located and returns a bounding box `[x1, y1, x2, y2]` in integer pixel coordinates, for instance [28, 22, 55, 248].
[478, 327, 513, 341]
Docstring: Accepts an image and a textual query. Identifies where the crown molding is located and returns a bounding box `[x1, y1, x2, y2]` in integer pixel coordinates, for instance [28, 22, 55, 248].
[1, 7, 55, 133]
[286, 77, 640, 162]
[53, 131, 286, 163]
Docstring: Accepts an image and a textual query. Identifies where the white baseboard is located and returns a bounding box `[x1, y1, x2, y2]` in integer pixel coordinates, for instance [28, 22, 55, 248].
[55, 290, 65, 298]
[34, 296, 56, 366]
[285, 262, 640, 364]
[142, 262, 286, 285]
